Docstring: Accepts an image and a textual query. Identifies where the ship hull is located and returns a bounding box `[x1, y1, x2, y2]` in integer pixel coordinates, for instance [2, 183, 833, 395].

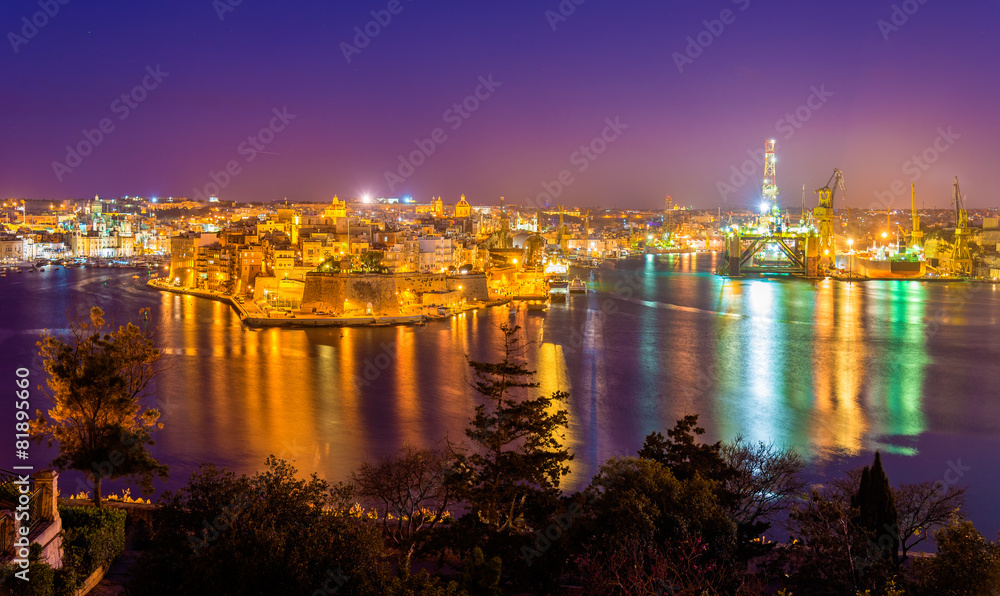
[851, 256, 925, 279]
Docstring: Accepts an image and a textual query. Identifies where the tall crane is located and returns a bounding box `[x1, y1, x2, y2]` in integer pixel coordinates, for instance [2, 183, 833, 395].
[814, 168, 844, 267]
[951, 176, 972, 275]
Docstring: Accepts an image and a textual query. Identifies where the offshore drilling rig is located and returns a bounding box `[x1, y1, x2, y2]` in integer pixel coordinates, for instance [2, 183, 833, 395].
[718, 140, 823, 277]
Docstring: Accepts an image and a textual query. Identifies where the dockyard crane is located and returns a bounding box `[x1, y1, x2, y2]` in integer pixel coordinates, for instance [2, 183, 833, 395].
[814, 168, 844, 266]
[951, 176, 972, 275]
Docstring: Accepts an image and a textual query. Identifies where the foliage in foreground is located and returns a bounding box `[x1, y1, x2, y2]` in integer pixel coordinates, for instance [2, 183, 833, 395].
[31, 307, 167, 507]
[129, 457, 484, 596]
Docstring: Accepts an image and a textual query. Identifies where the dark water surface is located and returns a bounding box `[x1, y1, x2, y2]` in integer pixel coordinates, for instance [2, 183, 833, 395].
[2, 255, 998, 536]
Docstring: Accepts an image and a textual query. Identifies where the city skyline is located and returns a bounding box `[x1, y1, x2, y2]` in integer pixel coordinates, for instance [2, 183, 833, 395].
[2, 1, 999, 209]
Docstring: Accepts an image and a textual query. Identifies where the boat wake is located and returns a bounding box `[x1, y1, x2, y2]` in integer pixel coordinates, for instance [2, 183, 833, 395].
[621, 296, 814, 326]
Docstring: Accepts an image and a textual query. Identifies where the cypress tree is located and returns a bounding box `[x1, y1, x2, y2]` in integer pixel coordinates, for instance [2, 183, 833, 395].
[855, 451, 899, 565]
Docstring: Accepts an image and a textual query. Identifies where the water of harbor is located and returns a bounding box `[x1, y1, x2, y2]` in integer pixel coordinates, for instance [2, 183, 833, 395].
[2, 258, 999, 538]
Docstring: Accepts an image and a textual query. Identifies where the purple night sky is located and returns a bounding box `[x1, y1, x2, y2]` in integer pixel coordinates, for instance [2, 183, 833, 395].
[1, 0, 998, 209]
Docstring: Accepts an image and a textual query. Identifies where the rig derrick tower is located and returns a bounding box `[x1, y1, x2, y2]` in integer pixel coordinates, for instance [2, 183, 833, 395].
[762, 139, 778, 208]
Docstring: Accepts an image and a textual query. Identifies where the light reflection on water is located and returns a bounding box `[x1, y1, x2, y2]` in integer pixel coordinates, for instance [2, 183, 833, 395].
[3, 260, 1000, 533]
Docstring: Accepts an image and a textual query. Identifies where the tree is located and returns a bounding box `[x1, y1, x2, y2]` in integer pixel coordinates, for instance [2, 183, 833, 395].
[442, 323, 572, 592]
[638, 415, 736, 486]
[448, 323, 572, 534]
[355, 250, 388, 273]
[832, 468, 967, 564]
[131, 457, 389, 596]
[782, 490, 884, 595]
[893, 480, 966, 562]
[853, 452, 900, 565]
[579, 456, 736, 555]
[572, 457, 751, 595]
[720, 436, 806, 538]
[354, 445, 456, 570]
[460, 547, 502, 596]
[910, 520, 1000, 596]
[31, 307, 167, 507]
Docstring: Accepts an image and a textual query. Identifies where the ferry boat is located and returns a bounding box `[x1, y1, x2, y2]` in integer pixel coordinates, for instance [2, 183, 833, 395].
[568, 277, 587, 294]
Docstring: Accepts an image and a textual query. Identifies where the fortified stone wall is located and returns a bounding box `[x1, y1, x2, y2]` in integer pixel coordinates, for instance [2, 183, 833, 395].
[301, 272, 489, 314]
[445, 274, 488, 301]
[299, 273, 345, 312]
[345, 275, 400, 315]
[395, 273, 447, 294]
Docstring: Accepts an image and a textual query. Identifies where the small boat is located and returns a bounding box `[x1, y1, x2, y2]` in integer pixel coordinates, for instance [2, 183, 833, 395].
[548, 277, 568, 302]
[568, 277, 587, 294]
[526, 302, 548, 313]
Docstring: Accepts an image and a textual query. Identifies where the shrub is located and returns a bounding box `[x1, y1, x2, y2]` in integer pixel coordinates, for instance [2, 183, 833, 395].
[58, 505, 127, 576]
[0, 544, 55, 596]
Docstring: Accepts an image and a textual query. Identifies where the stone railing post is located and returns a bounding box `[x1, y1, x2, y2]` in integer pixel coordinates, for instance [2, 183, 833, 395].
[34, 470, 59, 522]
